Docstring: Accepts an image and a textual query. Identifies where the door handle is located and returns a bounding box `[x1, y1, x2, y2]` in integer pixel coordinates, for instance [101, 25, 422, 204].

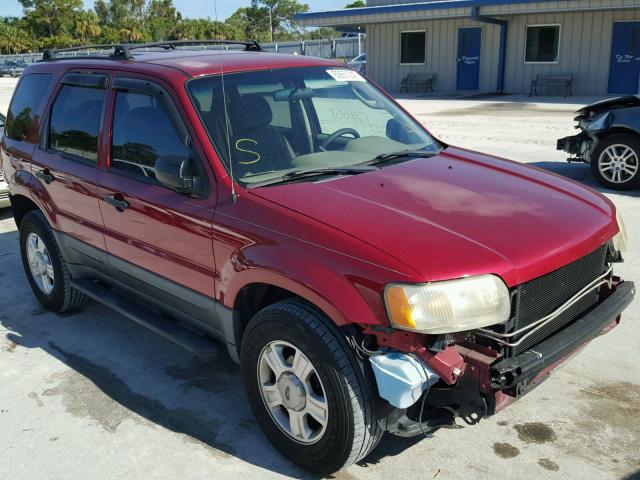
[104, 194, 129, 211]
[35, 169, 54, 184]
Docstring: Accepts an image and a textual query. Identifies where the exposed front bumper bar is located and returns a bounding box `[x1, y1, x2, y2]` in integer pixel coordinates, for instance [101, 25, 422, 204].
[491, 281, 635, 390]
[557, 133, 584, 154]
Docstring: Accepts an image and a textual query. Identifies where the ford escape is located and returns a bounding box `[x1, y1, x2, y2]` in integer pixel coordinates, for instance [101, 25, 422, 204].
[0, 41, 634, 474]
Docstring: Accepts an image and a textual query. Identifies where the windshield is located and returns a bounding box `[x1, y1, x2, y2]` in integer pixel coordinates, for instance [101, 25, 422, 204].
[188, 66, 439, 186]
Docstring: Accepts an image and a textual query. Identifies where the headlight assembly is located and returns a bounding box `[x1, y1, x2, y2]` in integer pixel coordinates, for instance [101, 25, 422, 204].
[612, 208, 628, 254]
[384, 275, 511, 334]
[583, 112, 611, 132]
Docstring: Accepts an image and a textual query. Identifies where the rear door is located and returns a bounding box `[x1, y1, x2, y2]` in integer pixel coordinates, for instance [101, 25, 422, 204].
[96, 75, 219, 330]
[32, 72, 109, 252]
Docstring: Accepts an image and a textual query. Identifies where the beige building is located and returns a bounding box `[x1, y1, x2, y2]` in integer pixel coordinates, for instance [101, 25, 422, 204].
[296, 0, 640, 96]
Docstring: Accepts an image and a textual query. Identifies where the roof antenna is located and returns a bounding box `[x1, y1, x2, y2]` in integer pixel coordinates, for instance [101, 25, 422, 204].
[213, 0, 238, 204]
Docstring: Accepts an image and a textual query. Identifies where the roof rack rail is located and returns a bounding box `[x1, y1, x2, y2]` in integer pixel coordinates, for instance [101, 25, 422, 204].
[41, 40, 262, 61]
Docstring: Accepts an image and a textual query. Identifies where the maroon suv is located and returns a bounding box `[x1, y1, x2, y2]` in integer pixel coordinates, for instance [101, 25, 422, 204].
[1, 41, 634, 474]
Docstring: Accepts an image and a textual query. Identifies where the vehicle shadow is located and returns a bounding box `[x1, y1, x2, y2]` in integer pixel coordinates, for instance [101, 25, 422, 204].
[528, 161, 640, 199]
[0, 224, 320, 479]
[0, 207, 14, 221]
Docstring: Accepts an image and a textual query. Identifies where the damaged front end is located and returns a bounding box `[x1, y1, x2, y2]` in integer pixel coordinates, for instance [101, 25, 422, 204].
[361, 242, 635, 438]
[558, 95, 640, 163]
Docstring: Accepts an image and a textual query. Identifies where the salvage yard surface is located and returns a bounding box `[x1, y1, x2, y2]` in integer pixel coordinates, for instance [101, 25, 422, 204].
[1, 77, 639, 479]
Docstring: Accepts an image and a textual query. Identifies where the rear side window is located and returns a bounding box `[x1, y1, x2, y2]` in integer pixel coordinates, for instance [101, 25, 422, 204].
[110, 91, 189, 181]
[49, 85, 106, 162]
[6, 73, 53, 143]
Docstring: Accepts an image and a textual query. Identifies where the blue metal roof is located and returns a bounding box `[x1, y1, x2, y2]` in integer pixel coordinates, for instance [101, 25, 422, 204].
[295, 0, 565, 21]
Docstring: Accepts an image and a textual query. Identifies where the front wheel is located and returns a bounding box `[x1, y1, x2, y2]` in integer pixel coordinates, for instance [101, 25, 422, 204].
[591, 133, 640, 190]
[241, 299, 382, 474]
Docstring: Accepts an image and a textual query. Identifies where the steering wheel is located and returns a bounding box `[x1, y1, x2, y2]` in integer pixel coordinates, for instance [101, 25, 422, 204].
[319, 128, 360, 151]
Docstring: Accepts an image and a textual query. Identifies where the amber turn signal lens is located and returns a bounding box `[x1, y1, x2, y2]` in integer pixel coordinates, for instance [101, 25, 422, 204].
[384, 285, 416, 330]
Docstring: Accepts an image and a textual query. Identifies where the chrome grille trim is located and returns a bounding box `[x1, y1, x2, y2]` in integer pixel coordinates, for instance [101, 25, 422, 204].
[477, 266, 613, 347]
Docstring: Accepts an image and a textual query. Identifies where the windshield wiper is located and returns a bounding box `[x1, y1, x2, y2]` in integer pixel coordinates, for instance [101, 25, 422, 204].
[248, 166, 378, 188]
[364, 148, 441, 167]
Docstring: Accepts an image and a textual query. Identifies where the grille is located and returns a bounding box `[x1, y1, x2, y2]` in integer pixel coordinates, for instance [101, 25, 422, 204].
[506, 244, 608, 356]
[0, 170, 4, 182]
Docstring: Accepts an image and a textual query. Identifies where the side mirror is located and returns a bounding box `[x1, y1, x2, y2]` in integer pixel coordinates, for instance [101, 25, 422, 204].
[155, 155, 194, 194]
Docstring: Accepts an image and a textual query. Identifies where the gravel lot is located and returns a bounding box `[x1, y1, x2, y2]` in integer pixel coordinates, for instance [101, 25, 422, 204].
[1, 77, 639, 480]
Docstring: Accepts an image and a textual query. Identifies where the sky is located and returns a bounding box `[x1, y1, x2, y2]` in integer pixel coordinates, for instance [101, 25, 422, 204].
[2, 0, 350, 20]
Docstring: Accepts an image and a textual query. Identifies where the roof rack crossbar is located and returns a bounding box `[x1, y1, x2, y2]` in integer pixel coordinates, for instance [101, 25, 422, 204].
[41, 40, 262, 61]
[161, 40, 263, 52]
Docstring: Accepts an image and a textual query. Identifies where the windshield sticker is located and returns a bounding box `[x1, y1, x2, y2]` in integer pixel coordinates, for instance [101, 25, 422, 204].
[326, 69, 365, 82]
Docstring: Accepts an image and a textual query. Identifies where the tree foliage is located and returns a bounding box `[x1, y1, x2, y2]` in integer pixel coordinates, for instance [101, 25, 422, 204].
[254, 0, 310, 41]
[0, 0, 344, 54]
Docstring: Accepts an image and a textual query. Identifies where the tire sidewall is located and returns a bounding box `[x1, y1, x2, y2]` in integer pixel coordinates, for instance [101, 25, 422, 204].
[241, 308, 357, 473]
[19, 212, 66, 310]
[591, 134, 640, 190]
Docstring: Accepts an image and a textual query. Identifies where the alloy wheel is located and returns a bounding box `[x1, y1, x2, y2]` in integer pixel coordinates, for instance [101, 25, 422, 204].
[257, 340, 329, 444]
[26, 232, 55, 295]
[598, 144, 639, 184]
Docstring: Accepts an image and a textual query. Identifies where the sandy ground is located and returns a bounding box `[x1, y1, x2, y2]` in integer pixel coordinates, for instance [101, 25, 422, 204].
[1, 77, 639, 480]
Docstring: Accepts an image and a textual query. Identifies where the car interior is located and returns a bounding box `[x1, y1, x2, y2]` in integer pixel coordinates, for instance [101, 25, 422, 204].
[188, 67, 435, 185]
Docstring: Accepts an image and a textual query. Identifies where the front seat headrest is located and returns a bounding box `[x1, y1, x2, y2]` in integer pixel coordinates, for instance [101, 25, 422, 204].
[231, 94, 273, 133]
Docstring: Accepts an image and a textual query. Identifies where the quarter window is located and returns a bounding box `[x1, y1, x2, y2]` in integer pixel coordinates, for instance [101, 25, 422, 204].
[525, 25, 560, 63]
[111, 91, 189, 181]
[6, 73, 53, 143]
[401, 31, 426, 64]
[49, 85, 105, 162]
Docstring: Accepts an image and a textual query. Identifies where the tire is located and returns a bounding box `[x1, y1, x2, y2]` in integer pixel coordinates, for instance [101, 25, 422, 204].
[19, 210, 87, 313]
[240, 299, 382, 474]
[590, 133, 640, 190]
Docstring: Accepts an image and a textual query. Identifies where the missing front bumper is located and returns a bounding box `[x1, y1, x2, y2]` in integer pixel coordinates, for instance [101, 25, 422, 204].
[382, 282, 634, 437]
[557, 131, 592, 161]
[491, 281, 635, 391]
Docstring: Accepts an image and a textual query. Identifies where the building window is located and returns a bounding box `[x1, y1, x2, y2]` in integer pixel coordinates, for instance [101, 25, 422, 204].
[401, 31, 426, 64]
[525, 25, 560, 63]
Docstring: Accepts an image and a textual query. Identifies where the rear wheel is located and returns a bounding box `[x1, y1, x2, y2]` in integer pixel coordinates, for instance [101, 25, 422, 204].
[241, 299, 382, 474]
[19, 210, 87, 313]
[591, 133, 640, 190]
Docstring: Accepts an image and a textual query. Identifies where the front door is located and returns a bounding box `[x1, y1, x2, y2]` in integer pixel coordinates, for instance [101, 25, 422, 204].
[97, 76, 219, 329]
[457, 27, 482, 91]
[608, 21, 640, 95]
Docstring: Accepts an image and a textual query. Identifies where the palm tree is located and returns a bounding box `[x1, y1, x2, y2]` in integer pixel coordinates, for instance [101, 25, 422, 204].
[119, 21, 144, 43]
[75, 11, 102, 43]
[0, 23, 34, 53]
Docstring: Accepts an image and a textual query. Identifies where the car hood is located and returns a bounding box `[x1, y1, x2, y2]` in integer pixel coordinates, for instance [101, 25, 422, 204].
[576, 95, 640, 117]
[249, 147, 617, 287]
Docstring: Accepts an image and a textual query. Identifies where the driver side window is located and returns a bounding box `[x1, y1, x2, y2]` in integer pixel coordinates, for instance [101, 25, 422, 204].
[111, 91, 189, 182]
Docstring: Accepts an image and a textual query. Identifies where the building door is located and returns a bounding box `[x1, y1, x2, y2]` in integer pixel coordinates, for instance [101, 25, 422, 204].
[457, 27, 482, 91]
[608, 21, 640, 95]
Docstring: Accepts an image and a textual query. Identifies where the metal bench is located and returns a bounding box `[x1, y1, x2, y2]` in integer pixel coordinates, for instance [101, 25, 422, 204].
[400, 72, 436, 93]
[530, 73, 574, 97]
